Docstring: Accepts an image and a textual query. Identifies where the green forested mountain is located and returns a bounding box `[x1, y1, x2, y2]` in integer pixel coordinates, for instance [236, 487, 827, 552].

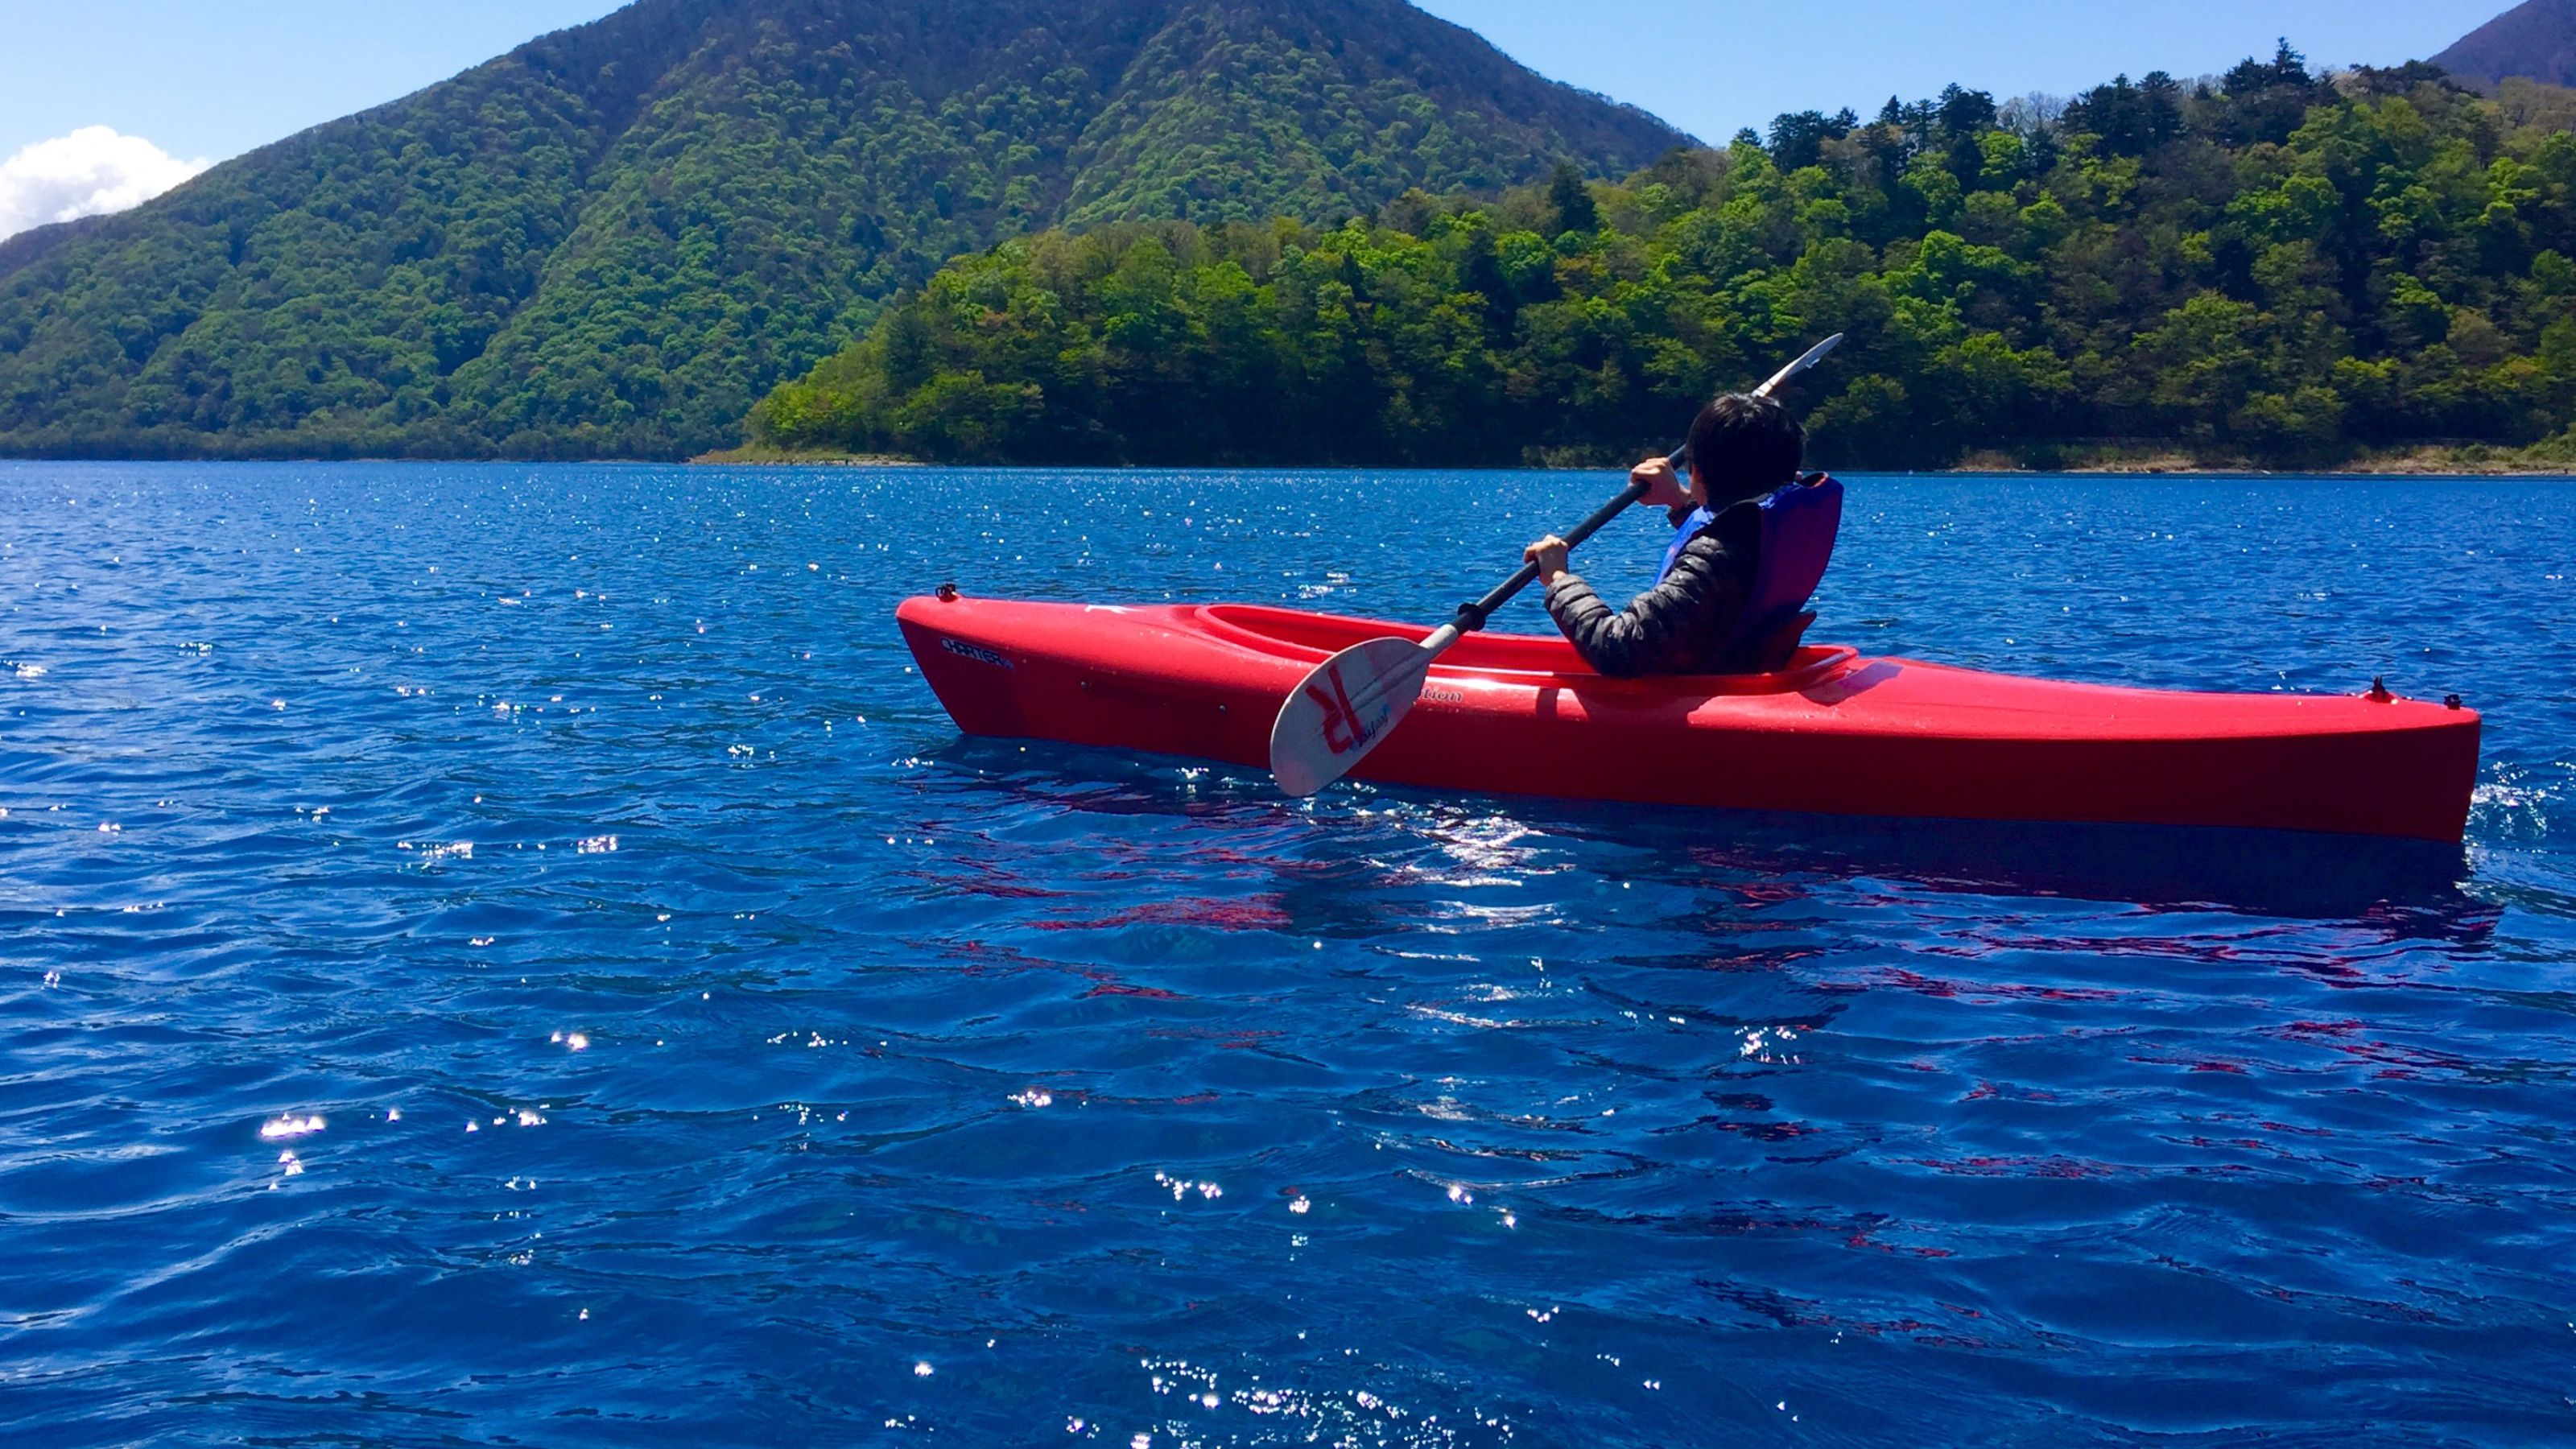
[0, 0, 1683, 460]
[754, 52, 2576, 469]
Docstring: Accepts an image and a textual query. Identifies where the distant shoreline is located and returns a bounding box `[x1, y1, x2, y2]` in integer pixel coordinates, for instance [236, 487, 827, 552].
[0, 450, 2566, 478]
[688, 445, 922, 467]
[679, 444, 2576, 478]
[1946, 444, 2576, 478]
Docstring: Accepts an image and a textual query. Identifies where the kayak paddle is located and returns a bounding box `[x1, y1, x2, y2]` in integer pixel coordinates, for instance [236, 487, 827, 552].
[1269, 333, 1844, 798]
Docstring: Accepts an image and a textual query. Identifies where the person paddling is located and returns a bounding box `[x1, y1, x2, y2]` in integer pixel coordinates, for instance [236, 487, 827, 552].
[1523, 391, 1835, 677]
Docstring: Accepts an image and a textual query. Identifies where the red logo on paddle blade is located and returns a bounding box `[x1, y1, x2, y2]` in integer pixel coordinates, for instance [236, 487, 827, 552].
[1307, 663, 1373, 756]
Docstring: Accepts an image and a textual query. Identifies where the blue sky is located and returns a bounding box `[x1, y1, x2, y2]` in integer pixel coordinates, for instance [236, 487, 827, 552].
[1422, 0, 2506, 141]
[0, 0, 2519, 166]
[0, 1, 623, 163]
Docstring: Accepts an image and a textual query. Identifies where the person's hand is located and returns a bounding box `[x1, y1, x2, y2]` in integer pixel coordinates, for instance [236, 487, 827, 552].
[1524, 535, 1571, 583]
[1631, 456, 1689, 510]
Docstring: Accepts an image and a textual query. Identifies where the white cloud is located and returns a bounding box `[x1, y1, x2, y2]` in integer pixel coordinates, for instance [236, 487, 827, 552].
[0, 126, 210, 242]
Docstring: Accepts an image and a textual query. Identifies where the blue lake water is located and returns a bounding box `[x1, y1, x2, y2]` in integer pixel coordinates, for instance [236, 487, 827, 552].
[3, 460, 2574, 1446]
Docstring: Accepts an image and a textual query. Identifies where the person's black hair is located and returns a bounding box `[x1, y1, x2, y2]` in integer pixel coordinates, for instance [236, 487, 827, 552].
[1686, 392, 1805, 507]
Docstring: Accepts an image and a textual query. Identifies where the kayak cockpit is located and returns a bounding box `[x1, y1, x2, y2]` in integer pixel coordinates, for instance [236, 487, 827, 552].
[1192, 603, 1859, 692]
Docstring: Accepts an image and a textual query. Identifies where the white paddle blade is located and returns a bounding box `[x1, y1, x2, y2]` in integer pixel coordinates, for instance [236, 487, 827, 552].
[1754, 332, 1844, 398]
[1269, 638, 1437, 797]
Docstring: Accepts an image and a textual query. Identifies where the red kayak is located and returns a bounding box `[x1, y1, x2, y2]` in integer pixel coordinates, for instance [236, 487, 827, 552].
[895, 593, 2481, 843]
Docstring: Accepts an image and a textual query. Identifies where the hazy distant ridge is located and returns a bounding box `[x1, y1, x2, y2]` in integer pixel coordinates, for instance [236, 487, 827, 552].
[2435, 0, 2576, 89]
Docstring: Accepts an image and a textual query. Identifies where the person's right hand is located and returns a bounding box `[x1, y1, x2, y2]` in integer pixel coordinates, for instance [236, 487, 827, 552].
[1631, 456, 1689, 510]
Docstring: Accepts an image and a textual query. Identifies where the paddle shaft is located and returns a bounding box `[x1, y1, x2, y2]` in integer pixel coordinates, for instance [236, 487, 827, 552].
[1430, 461, 1671, 654]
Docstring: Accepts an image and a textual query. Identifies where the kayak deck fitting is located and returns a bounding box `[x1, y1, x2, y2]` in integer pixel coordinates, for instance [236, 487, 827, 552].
[895, 593, 2481, 844]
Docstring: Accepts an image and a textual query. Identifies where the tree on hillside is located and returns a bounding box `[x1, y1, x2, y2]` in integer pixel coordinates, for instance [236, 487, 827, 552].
[1547, 160, 1600, 235]
[1768, 109, 1859, 171]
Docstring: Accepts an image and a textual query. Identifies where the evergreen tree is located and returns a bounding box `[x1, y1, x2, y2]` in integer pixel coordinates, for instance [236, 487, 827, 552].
[1546, 160, 1600, 235]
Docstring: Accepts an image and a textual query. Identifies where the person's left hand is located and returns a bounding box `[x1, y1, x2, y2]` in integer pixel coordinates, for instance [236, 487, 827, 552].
[1524, 535, 1571, 583]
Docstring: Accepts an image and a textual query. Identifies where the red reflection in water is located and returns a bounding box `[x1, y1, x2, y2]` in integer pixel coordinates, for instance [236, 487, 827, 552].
[1033, 897, 1293, 931]
[940, 938, 1189, 1001]
[1917, 1155, 2125, 1179]
[1841, 968, 2122, 1004]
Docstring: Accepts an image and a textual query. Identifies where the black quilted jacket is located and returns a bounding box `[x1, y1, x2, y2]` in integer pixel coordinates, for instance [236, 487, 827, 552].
[1542, 502, 1762, 677]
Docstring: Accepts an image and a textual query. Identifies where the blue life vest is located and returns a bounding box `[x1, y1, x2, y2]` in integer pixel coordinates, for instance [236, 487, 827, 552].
[1658, 473, 1845, 673]
[1657, 506, 1719, 583]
